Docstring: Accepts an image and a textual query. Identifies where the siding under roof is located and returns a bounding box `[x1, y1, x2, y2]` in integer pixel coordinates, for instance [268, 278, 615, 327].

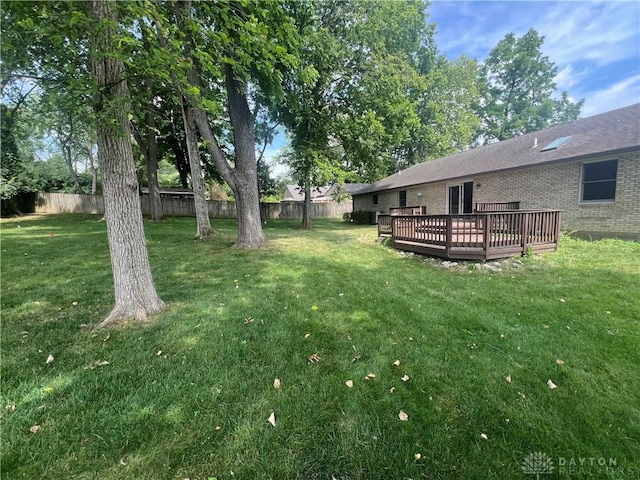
[356, 103, 640, 195]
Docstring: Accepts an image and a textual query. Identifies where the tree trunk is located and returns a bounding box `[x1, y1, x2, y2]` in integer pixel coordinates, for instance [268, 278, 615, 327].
[87, 141, 97, 194]
[89, 0, 165, 327]
[302, 175, 312, 229]
[180, 98, 215, 238]
[145, 78, 163, 221]
[224, 64, 268, 247]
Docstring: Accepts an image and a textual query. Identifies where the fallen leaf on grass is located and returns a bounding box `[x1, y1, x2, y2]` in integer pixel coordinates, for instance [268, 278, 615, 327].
[30, 425, 41, 433]
[480, 433, 488, 440]
[547, 379, 558, 389]
[46, 355, 54, 364]
[308, 353, 322, 364]
[365, 373, 376, 380]
[345, 380, 353, 388]
[398, 410, 408, 421]
[84, 360, 110, 370]
[389, 387, 395, 394]
[401, 374, 410, 382]
[268, 412, 276, 427]
[393, 360, 400, 366]
[243, 317, 254, 325]
[414, 453, 422, 460]
[555, 359, 565, 365]
[506, 375, 512, 384]
[304, 333, 311, 339]
[273, 378, 281, 389]
[311, 305, 318, 311]
[43, 387, 53, 393]
[351, 354, 362, 362]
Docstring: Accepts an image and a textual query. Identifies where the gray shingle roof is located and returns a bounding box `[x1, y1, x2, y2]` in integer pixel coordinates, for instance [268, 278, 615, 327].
[355, 103, 640, 195]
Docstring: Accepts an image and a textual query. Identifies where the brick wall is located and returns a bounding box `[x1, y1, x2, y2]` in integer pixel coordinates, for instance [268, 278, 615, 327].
[353, 152, 639, 240]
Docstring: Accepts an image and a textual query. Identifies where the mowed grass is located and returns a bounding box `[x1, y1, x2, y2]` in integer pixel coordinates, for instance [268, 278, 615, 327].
[1, 214, 639, 480]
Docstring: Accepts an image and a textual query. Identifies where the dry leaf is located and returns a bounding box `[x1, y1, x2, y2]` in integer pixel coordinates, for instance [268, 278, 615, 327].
[273, 378, 281, 389]
[243, 317, 254, 325]
[351, 354, 362, 362]
[156, 350, 163, 356]
[6, 404, 16, 412]
[480, 433, 488, 440]
[30, 425, 41, 433]
[71, 301, 78, 306]
[393, 360, 400, 366]
[398, 410, 409, 421]
[560, 298, 566, 303]
[366, 373, 376, 379]
[304, 333, 311, 339]
[119, 458, 127, 466]
[308, 353, 321, 364]
[556, 359, 565, 365]
[389, 387, 395, 394]
[45, 355, 54, 364]
[414, 453, 422, 460]
[96, 360, 110, 367]
[518, 392, 526, 399]
[401, 374, 410, 382]
[506, 375, 512, 384]
[547, 379, 558, 389]
[215, 426, 221, 431]
[268, 412, 276, 427]
[345, 380, 353, 388]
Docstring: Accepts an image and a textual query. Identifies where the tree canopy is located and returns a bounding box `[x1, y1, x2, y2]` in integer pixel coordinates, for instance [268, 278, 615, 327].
[474, 29, 584, 144]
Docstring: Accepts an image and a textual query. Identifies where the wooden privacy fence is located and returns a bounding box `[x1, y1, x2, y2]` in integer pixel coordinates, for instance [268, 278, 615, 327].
[389, 210, 562, 260]
[35, 193, 352, 220]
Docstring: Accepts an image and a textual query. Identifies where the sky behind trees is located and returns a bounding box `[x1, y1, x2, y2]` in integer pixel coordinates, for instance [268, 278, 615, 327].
[430, 0, 640, 116]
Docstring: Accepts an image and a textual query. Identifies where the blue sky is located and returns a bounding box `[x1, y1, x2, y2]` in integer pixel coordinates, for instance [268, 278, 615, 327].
[267, 0, 640, 174]
[429, 0, 640, 116]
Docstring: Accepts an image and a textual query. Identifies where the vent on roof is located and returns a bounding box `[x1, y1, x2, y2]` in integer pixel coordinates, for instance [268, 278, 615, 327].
[541, 135, 573, 152]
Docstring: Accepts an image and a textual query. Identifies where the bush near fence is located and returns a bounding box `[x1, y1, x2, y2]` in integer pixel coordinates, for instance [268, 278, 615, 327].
[34, 193, 352, 220]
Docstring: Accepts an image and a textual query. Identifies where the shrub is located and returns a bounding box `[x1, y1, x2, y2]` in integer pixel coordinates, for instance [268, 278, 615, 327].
[350, 210, 373, 224]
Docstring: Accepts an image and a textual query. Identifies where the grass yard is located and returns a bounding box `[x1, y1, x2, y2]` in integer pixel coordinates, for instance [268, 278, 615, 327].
[1, 214, 639, 480]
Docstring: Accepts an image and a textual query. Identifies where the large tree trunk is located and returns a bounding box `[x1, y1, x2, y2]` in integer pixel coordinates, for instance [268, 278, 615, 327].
[223, 65, 267, 247]
[89, 0, 165, 327]
[180, 97, 214, 238]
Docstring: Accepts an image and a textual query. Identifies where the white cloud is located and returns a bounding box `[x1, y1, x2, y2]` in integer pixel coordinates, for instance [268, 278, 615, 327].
[580, 74, 640, 116]
[554, 65, 578, 91]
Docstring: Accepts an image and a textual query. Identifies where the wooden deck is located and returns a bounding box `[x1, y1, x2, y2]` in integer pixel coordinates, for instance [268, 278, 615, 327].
[378, 210, 562, 260]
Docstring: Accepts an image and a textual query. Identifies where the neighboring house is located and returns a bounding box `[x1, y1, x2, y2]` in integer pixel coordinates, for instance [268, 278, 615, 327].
[284, 183, 367, 203]
[353, 103, 640, 241]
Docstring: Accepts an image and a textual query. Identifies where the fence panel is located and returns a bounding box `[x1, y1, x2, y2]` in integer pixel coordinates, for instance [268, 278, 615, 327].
[35, 193, 351, 220]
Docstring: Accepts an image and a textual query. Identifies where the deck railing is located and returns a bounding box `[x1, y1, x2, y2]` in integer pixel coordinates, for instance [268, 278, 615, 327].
[377, 214, 392, 235]
[475, 201, 520, 212]
[390, 205, 427, 215]
[389, 210, 562, 260]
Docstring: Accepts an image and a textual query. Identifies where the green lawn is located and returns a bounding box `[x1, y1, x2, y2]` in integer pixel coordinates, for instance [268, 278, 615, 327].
[1, 214, 639, 480]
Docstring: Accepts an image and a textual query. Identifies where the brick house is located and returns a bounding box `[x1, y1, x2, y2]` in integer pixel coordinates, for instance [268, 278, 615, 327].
[353, 103, 640, 241]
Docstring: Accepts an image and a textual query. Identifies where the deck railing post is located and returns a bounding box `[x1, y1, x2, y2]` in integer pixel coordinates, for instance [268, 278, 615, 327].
[483, 213, 491, 255]
[521, 212, 530, 255]
[445, 215, 452, 258]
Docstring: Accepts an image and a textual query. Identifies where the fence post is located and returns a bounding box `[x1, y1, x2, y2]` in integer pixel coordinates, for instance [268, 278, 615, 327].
[483, 213, 490, 256]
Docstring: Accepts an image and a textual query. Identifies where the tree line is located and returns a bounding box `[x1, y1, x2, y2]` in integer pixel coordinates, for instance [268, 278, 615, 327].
[1, 0, 582, 325]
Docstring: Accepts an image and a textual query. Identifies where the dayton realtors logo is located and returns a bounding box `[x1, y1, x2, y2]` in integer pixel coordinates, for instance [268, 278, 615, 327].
[522, 452, 555, 478]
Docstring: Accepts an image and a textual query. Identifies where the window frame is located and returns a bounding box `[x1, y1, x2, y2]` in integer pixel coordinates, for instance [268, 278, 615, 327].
[579, 158, 618, 204]
[398, 190, 407, 207]
[372, 194, 378, 206]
